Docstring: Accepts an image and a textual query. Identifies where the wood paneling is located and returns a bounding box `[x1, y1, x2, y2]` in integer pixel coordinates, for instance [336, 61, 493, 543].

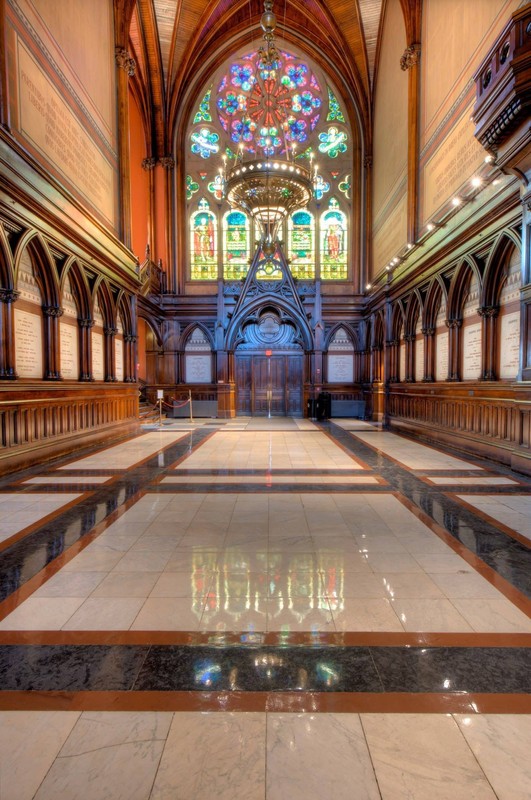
[0, 384, 139, 476]
[388, 383, 531, 475]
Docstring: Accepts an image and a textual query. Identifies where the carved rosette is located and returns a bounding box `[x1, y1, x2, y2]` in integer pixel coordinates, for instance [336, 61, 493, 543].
[104, 327, 119, 337]
[0, 289, 20, 303]
[400, 43, 421, 71]
[42, 305, 64, 318]
[142, 158, 157, 171]
[477, 305, 499, 318]
[446, 319, 462, 329]
[159, 156, 175, 170]
[115, 47, 136, 76]
[78, 318, 94, 328]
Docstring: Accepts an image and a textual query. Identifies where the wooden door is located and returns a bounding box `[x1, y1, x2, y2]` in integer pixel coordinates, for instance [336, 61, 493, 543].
[235, 353, 303, 416]
[252, 356, 286, 416]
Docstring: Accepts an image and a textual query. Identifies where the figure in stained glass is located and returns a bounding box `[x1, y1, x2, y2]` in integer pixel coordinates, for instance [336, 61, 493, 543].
[289, 210, 315, 279]
[190, 201, 218, 279]
[320, 199, 347, 280]
[223, 211, 250, 279]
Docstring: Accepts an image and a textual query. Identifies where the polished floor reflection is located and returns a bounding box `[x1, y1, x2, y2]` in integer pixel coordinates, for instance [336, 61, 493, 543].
[0, 418, 530, 798]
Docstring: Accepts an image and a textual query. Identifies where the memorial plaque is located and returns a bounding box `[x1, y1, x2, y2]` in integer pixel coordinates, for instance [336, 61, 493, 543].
[399, 342, 406, 381]
[185, 354, 211, 383]
[15, 308, 43, 378]
[92, 331, 104, 380]
[435, 331, 448, 381]
[499, 311, 520, 379]
[60, 320, 78, 379]
[462, 322, 481, 379]
[115, 337, 124, 381]
[328, 353, 353, 383]
[17, 40, 115, 224]
[415, 337, 425, 382]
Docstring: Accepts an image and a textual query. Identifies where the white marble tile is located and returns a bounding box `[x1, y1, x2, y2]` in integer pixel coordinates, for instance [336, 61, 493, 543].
[151, 712, 265, 800]
[61, 597, 146, 630]
[390, 598, 474, 632]
[428, 476, 517, 485]
[60, 430, 187, 470]
[91, 571, 160, 598]
[455, 715, 531, 800]
[350, 431, 482, 470]
[332, 598, 404, 632]
[0, 711, 79, 800]
[33, 571, 107, 598]
[131, 597, 204, 630]
[413, 553, 472, 573]
[23, 476, 112, 484]
[267, 713, 380, 800]
[429, 572, 502, 599]
[149, 571, 212, 598]
[452, 597, 531, 633]
[34, 711, 171, 800]
[361, 713, 497, 799]
[0, 597, 85, 630]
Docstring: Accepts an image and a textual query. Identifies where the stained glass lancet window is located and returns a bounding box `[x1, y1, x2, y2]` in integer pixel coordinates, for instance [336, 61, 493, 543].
[223, 210, 250, 279]
[190, 199, 218, 280]
[187, 45, 352, 281]
[320, 198, 347, 280]
[288, 211, 315, 279]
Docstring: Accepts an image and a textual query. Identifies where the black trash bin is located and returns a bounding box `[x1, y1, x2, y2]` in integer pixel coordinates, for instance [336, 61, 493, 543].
[307, 398, 317, 419]
[317, 392, 331, 420]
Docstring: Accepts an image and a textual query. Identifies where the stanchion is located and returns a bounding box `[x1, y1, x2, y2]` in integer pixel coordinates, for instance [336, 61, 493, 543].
[158, 397, 163, 428]
[189, 390, 193, 423]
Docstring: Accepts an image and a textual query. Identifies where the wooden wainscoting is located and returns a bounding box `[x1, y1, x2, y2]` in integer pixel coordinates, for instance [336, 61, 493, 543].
[0, 383, 140, 476]
[388, 383, 531, 475]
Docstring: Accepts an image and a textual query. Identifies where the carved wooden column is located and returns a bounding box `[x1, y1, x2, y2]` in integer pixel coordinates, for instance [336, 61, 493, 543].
[104, 327, 118, 381]
[446, 319, 462, 381]
[123, 334, 137, 382]
[115, 46, 135, 247]
[401, 42, 421, 243]
[386, 339, 400, 383]
[371, 345, 383, 383]
[403, 334, 415, 382]
[42, 305, 63, 379]
[478, 305, 499, 380]
[422, 327, 435, 382]
[160, 156, 176, 294]
[78, 319, 94, 381]
[0, 289, 19, 378]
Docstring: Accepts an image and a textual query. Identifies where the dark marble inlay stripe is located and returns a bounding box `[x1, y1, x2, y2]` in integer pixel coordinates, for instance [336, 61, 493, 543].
[0, 644, 529, 694]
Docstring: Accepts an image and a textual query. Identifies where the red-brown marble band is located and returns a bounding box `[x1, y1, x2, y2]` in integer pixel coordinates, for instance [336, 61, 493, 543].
[0, 690, 529, 714]
[0, 630, 529, 647]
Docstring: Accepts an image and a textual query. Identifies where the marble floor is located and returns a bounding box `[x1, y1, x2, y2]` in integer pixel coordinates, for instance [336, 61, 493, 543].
[0, 417, 530, 798]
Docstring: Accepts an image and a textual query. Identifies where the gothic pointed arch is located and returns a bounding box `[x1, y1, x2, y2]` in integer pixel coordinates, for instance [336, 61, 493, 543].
[482, 232, 521, 308]
[14, 232, 60, 308]
[447, 257, 482, 321]
[225, 247, 314, 352]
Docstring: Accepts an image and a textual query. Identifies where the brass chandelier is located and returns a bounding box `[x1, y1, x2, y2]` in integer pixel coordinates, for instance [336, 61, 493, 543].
[221, 0, 315, 257]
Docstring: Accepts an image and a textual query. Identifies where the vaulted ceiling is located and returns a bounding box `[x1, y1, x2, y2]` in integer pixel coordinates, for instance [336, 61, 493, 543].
[120, 0, 390, 159]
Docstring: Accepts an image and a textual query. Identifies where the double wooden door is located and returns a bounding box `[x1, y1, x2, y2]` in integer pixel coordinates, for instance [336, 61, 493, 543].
[235, 354, 303, 416]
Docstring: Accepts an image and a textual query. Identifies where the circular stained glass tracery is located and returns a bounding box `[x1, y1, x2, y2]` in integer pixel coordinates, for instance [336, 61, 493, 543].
[216, 50, 322, 157]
